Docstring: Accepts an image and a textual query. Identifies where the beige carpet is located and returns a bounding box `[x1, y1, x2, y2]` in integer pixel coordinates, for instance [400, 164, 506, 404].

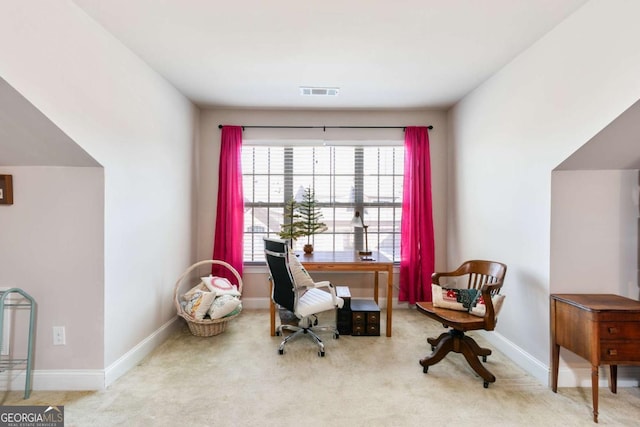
[2, 309, 639, 426]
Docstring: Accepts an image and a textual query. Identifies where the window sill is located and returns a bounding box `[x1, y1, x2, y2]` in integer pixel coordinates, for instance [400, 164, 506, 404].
[243, 262, 399, 275]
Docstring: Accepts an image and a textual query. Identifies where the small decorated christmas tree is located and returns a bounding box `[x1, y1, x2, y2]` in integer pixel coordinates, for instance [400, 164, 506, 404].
[297, 187, 326, 252]
[278, 198, 304, 247]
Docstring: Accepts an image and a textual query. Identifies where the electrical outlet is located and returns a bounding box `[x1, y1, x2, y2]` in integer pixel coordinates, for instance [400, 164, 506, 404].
[53, 326, 65, 345]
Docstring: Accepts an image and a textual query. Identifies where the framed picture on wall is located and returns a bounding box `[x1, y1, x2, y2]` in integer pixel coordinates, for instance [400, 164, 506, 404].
[0, 175, 13, 205]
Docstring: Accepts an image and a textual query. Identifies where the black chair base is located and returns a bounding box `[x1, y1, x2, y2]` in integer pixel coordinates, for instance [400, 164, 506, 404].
[420, 329, 495, 388]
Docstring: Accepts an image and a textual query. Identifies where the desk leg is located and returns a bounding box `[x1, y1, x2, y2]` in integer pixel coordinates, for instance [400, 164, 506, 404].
[609, 365, 617, 394]
[374, 271, 379, 305]
[591, 365, 599, 423]
[269, 278, 275, 336]
[550, 298, 559, 392]
[551, 343, 560, 392]
[386, 266, 393, 337]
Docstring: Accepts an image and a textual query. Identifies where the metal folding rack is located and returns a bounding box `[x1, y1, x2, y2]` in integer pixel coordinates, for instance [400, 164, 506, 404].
[0, 287, 36, 398]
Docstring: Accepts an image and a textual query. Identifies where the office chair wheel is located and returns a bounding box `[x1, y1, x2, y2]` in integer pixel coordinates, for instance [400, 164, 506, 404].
[318, 351, 325, 357]
[276, 330, 281, 336]
[278, 349, 284, 355]
[483, 381, 489, 389]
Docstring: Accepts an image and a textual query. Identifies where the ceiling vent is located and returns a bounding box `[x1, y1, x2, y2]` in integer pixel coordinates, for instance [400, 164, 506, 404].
[300, 87, 340, 96]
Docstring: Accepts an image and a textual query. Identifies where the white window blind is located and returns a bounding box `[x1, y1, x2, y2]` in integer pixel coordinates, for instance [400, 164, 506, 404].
[242, 142, 404, 262]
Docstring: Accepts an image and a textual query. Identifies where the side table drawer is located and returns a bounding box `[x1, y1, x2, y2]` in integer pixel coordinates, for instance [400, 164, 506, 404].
[600, 341, 640, 362]
[366, 323, 380, 336]
[367, 312, 380, 324]
[353, 311, 367, 324]
[352, 324, 366, 336]
[599, 322, 640, 340]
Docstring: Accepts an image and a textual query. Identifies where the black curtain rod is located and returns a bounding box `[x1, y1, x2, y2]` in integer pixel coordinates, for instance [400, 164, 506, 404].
[218, 124, 433, 131]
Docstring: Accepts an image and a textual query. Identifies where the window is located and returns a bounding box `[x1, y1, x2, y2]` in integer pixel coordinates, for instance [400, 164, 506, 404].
[242, 142, 404, 263]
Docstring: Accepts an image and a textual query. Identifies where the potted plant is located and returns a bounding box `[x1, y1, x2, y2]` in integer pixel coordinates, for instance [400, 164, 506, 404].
[278, 198, 304, 248]
[296, 187, 327, 254]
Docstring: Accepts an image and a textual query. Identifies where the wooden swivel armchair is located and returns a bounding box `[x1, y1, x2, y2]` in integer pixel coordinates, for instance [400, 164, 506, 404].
[416, 260, 507, 388]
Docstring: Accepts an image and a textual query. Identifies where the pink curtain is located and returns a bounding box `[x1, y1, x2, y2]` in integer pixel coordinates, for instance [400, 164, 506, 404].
[399, 126, 435, 304]
[212, 126, 244, 282]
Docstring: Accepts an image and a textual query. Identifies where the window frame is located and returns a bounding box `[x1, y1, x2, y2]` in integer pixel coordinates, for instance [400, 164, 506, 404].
[241, 139, 404, 264]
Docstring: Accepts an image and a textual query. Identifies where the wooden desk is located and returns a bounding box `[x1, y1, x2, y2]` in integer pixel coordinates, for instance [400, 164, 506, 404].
[269, 251, 394, 337]
[550, 293, 640, 423]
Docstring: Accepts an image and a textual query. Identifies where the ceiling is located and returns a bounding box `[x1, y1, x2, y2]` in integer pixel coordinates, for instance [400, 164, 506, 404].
[71, 0, 588, 110]
[12, 0, 638, 170]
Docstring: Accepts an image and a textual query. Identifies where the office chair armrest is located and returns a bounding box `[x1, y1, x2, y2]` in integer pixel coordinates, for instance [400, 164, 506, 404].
[310, 281, 343, 307]
[310, 280, 332, 289]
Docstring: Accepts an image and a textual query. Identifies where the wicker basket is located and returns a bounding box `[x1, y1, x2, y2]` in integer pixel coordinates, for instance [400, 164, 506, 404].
[174, 260, 243, 337]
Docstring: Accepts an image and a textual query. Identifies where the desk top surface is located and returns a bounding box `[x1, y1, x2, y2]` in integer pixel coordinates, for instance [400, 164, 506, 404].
[296, 250, 392, 265]
[551, 293, 640, 312]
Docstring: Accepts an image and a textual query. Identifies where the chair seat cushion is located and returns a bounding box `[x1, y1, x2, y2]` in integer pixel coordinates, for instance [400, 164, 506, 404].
[297, 288, 342, 318]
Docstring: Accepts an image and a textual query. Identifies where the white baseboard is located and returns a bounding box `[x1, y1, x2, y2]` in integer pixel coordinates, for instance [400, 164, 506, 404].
[14, 302, 634, 392]
[104, 316, 180, 388]
[480, 329, 549, 385]
[480, 330, 640, 388]
[1, 369, 104, 392]
[553, 365, 640, 388]
[0, 316, 181, 392]
[239, 297, 270, 310]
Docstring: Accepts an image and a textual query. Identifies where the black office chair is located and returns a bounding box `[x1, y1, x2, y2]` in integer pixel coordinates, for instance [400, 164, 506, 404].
[264, 237, 343, 357]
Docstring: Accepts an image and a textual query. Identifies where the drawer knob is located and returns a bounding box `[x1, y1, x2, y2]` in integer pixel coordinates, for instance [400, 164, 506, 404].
[607, 349, 618, 356]
[607, 327, 619, 334]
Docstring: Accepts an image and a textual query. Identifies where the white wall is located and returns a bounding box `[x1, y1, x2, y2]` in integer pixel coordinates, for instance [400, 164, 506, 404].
[551, 170, 638, 297]
[0, 1, 198, 387]
[448, 0, 640, 384]
[0, 167, 104, 369]
[198, 108, 448, 304]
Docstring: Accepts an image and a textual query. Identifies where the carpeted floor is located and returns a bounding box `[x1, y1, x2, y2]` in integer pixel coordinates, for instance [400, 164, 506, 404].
[2, 308, 639, 426]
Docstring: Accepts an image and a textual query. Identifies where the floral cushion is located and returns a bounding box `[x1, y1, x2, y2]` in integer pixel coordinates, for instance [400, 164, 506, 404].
[224, 303, 243, 318]
[432, 284, 479, 312]
[182, 282, 208, 301]
[207, 294, 242, 319]
[183, 290, 216, 320]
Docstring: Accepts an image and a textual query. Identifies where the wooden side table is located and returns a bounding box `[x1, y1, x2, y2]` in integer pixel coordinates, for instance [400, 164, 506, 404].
[550, 293, 640, 423]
